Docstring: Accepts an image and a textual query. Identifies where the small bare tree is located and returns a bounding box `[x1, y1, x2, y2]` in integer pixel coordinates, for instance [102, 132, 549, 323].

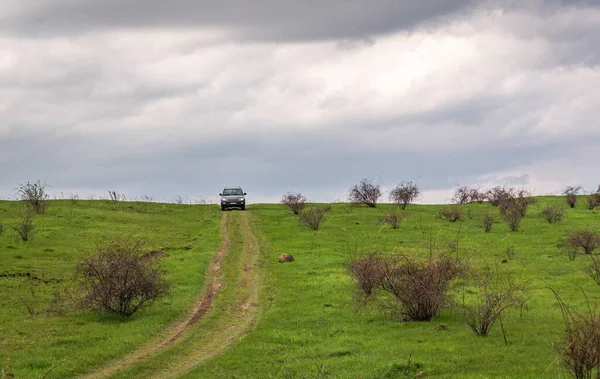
[453, 186, 486, 204]
[76, 239, 169, 317]
[486, 186, 516, 207]
[16, 180, 49, 214]
[458, 267, 530, 337]
[382, 209, 407, 229]
[379, 254, 465, 321]
[348, 251, 386, 303]
[586, 193, 600, 210]
[389, 181, 420, 209]
[563, 186, 583, 208]
[481, 212, 495, 233]
[563, 228, 600, 257]
[438, 206, 463, 222]
[585, 255, 600, 285]
[502, 205, 523, 232]
[552, 288, 600, 379]
[12, 212, 36, 242]
[299, 206, 331, 231]
[348, 178, 381, 208]
[281, 192, 308, 215]
[540, 204, 566, 223]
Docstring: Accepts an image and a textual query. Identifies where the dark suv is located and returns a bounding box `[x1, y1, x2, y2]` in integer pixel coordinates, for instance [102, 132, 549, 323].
[220, 186, 246, 211]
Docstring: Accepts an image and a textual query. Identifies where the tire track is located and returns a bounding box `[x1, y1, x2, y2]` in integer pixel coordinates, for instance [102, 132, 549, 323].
[82, 212, 233, 379]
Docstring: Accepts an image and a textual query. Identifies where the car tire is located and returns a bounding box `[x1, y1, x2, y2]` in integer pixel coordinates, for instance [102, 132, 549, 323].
[241, 205, 246, 211]
[221, 205, 226, 211]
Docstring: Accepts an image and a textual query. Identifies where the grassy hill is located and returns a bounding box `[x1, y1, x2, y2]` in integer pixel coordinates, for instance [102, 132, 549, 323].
[0, 200, 220, 377]
[1, 197, 599, 378]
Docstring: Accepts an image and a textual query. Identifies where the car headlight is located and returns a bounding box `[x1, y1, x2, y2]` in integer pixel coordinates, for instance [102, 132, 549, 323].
[221, 198, 226, 202]
[239, 197, 244, 201]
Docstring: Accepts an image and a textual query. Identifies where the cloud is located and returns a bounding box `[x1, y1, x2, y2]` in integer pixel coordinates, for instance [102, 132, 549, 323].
[0, 1, 599, 202]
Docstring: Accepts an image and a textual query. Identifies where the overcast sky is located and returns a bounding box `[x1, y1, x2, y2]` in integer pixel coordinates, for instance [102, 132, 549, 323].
[1, 0, 599, 204]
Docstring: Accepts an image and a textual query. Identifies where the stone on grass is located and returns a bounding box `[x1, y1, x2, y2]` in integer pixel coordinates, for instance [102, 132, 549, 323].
[278, 254, 295, 263]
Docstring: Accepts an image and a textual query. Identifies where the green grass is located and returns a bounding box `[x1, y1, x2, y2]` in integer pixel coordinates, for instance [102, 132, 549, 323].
[192, 198, 600, 378]
[2, 197, 600, 378]
[0, 200, 220, 378]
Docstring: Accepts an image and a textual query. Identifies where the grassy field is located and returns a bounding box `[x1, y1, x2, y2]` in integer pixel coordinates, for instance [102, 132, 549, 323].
[193, 198, 600, 379]
[0, 200, 221, 378]
[1, 196, 600, 378]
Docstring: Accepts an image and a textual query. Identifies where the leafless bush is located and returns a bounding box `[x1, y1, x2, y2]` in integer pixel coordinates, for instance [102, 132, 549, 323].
[562, 228, 600, 257]
[16, 180, 49, 214]
[458, 267, 530, 337]
[585, 255, 600, 285]
[481, 212, 495, 233]
[281, 192, 308, 215]
[299, 206, 331, 231]
[497, 189, 535, 217]
[348, 251, 386, 302]
[586, 193, 600, 210]
[382, 210, 407, 229]
[76, 239, 169, 317]
[12, 212, 36, 241]
[380, 254, 465, 321]
[502, 205, 523, 232]
[453, 186, 486, 204]
[348, 178, 381, 208]
[540, 204, 566, 223]
[563, 186, 583, 208]
[503, 246, 517, 261]
[552, 288, 600, 379]
[389, 181, 420, 209]
[486, 186, 516, 207]
[438, 206, 463, 222]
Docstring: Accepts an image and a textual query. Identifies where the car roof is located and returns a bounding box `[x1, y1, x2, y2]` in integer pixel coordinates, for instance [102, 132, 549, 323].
[223, 186, 243, 189]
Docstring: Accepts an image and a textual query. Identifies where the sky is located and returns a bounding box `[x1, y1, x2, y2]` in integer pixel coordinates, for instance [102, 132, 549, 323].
[1, 0, 599, 204]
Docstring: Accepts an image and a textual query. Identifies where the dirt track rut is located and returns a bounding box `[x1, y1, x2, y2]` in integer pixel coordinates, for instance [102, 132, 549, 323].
[82, 211, 260, 379]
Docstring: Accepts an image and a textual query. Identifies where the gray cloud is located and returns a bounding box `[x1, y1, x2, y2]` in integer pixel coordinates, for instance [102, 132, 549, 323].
[2, 0, 482, 40]
[1, 1, 600, 203]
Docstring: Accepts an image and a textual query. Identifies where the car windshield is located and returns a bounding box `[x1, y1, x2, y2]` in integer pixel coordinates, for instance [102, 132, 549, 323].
[223, 188, 243, 196]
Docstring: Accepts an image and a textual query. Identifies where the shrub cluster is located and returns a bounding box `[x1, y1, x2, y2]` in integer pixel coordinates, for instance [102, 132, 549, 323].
[349, 252, 464, 321]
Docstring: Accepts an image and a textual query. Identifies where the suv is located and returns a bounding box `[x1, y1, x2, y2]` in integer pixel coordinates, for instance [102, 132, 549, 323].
[220, 186, 246, 211]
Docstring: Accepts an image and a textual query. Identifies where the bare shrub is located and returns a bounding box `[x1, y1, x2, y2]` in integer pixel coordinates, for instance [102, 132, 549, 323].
[481, 212, 495, 233]
[76, 239, 169, 317]
[563, 186, 583, 208]
[299, 206, 330, 231]
[453, 186, 486, 205]
[503, 246, 517, 261]
[438, 206, 463, 222]
[382, 210, 407, 229]
[540, 204, 566, 223]
[502, 205, 523, 232]
[12, 212, 36, 241]
[348, 251, 386, 302]
[586, 193, 600, 210]
[16, 180, 49, 214]
[563, 228, 600, 257]
[486, 186, 516, 207]
[380, 254, 465, 321]
[585, 255, 600, 285]
[281, 192, 308, 215]
[389, 181, 420, 209]
[458, 267, 530, 337]
[498, 189, 535, 217]
[348, 178, 381, 208]
[552, 289, 600, 379]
